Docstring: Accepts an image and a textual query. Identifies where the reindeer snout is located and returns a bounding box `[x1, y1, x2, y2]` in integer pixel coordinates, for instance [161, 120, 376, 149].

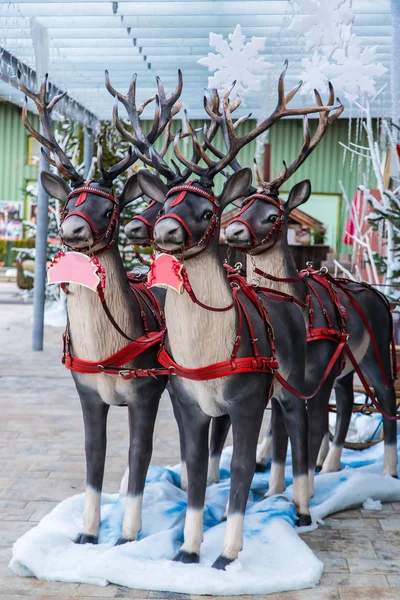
[154, 217, 186, 250]
[125, 220, 149, 243]
[60, 215, 93, 249]
[225, 221, 252, 247]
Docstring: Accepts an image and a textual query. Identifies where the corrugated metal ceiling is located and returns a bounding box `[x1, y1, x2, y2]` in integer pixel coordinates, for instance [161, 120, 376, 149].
[0, 0, 393, 122]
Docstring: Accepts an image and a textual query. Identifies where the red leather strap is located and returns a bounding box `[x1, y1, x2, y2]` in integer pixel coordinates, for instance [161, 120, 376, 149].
[64, 330, 165, 374]
[158, 347, 278, 380]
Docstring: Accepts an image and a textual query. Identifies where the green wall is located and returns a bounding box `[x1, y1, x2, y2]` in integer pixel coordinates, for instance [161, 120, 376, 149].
[0, 101, 39, 210]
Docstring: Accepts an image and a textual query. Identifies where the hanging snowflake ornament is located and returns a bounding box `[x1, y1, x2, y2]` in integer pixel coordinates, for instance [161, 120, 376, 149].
[289, 0, 355, 54]
[329, 34, 388, 103]
[299, 51, 331, 96]
[197, 24, 272, 99]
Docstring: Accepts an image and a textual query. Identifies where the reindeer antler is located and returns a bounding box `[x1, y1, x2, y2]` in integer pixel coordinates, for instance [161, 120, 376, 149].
[173, 61, 340, 187]
[107, 70, 186, 184]
[18, 73, 85, 187]
[258, 82, 344, 194]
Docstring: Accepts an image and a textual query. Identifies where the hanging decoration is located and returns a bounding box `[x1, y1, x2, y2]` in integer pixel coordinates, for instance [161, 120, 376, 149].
[197, 24, 272, 100]
[290, 0, 387, 104]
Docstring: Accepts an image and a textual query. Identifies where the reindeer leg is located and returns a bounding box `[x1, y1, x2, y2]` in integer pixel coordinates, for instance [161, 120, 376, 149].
[117, 387, 161, 545]
[74, 383, 109, 545]
[359, 354, 398, 477]
[265, 398, 288, 497]
[322, 372, 354, 474]
[280, 396, 311, 526]
[208, 414, 231, 485]
[256, 420, 273, 472]
[174, 402, 210, 564]
[307, 380, 334, 497]
[169, 387, 188, 490]
[315, 431, 330, 473]
[213, 400, 266, 570]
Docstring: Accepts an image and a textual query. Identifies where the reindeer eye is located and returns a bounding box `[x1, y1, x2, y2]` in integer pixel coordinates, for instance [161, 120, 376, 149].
[159, 207, 165, 216]
[106, 210, 113, 218]
[203, 210, 213, 220]
[269, 215, 278, 223]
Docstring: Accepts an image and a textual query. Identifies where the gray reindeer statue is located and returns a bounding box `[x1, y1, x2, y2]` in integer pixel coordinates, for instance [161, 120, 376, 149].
[225, 82, 398, 480]
[18, 71, 187, 546]
[125, 69, 340, 568]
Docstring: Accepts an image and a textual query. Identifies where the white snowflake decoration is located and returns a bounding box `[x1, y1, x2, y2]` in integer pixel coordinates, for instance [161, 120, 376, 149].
[299, 51, 331, 96]
[293, 1, 387, 104]
[197, 24, 272, 98]
[329, 35, 388, 103]
[289, 0, 354, 54]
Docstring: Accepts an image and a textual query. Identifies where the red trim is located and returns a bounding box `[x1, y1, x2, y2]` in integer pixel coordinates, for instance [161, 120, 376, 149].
[158, 347, 278, 380]
[64, 330, 165, 375]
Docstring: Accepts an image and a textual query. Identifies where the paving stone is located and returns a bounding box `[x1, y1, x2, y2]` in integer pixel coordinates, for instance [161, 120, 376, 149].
[347, 557, 400, 575]
[76, 583, 150, 597]
[338, 588, 400, 599]
[266, 587, 340, 599]
[320, 573, 389, 588]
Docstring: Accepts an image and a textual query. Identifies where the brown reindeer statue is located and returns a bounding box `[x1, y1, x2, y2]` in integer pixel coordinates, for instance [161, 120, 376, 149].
[129, 70, 339, 568]
[225, 82, 398, 480]
[18, 71, 185, 546]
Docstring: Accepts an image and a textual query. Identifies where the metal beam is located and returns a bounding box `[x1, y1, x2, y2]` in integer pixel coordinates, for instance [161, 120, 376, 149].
[0, 48, 98, 128]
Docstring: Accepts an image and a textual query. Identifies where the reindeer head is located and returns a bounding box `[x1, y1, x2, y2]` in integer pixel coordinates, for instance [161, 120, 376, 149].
[139, 169, 252, 258]
[124, 197, 160, 246]
[18, 71, 183, 253]
[226, 79, 343, 255]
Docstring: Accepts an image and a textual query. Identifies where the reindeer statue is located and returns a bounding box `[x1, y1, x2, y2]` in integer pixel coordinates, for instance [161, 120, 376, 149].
[18, 71, 186, 546]
[225, 79, 398, 479]
[124, 69, 339, 568]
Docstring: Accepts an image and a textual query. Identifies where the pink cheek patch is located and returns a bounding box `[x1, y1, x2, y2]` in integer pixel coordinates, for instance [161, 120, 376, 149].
[47, 252, 100, 291]
[146, 253, 184, 293]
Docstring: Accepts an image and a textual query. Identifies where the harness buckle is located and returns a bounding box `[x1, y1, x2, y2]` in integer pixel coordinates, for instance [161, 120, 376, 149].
[96, 365, 105, 371]
[119, 369, 133, 378]
[168, 366, 176, 375]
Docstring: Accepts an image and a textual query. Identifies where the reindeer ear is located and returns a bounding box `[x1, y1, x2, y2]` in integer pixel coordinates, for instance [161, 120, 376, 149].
[283, 180, 311, 213]
[41, 172, 71, 202]
[218, 168, 252, 209]
[119, 173, 143, 209]
[137, 169, 169, 204]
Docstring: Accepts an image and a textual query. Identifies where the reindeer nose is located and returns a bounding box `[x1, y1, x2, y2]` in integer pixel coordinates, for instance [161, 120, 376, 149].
[232, 226, 245, 237]
[72, 225, 85, 235]
[225, 222, 251, 246]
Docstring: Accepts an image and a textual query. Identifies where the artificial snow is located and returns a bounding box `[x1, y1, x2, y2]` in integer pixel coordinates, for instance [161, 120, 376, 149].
[362, 498, 382, 511]
[10, 434, 400, 595]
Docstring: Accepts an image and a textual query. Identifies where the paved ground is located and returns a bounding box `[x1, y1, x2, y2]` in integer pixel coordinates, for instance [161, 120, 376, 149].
[1, 281, 400, 600]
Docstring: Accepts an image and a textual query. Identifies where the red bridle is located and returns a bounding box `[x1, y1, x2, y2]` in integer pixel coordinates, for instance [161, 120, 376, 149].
[61, 180, 119, 253]
[155, 181, 220, 260]
[129, 200, 157, 243]
[229, 193, 285, 251]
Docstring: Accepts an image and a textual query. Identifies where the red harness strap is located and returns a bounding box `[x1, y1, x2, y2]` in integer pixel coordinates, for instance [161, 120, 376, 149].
[158, 348, 278, 380]
[63, 276, 167, 379]
[64, 330, 166, 378]
[158, 268, 278, 380]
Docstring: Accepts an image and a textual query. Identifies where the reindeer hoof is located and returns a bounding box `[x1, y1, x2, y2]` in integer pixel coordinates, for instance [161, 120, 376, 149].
[296, 513, 312, 527]
[255, 462, 267, 473]
[173, 550, 200, 564]
[212, 555, 234, 570]
[315, 465, 323, 473]
[74, 533, 98, 545]
[116, 536, 134, 546]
